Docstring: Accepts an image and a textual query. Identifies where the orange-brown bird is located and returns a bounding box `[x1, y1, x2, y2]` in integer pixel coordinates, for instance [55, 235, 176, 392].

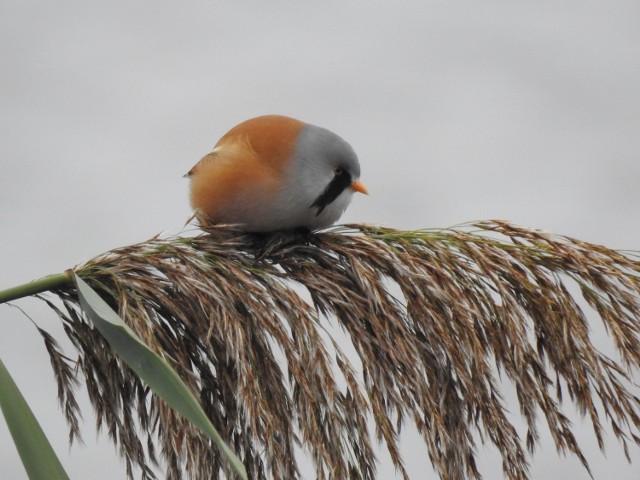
[185, 115, 367, 232]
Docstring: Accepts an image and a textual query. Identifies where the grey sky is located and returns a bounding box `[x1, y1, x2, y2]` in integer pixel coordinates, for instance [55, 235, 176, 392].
[2, 1, 639, 478]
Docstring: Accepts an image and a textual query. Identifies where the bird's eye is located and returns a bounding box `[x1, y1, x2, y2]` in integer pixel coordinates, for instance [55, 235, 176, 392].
[333, 166, 344, 176]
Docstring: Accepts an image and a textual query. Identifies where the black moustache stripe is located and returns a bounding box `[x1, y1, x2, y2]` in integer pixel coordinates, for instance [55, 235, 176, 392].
[310, 171, 352, 216]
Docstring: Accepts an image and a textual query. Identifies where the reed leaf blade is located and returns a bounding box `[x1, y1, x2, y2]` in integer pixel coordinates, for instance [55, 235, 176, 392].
[0, 356, 70, 480]
[73, 274, 247, 480]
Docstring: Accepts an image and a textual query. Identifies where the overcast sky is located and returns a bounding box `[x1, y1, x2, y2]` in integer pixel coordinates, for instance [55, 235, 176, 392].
[2, 1, 640, 479]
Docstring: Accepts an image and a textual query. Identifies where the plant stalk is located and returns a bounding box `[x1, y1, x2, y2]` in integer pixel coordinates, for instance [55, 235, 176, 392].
[0, 271, 74, 304]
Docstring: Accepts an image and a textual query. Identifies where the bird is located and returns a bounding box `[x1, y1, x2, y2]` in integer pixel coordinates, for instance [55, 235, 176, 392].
[185, 115, 367, 232]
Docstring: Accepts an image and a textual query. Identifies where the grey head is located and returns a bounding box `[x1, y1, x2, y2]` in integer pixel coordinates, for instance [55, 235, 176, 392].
[279, 123, 362, 229]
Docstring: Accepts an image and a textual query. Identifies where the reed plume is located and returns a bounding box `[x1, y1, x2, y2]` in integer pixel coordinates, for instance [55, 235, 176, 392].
[35, 220, 640, 479]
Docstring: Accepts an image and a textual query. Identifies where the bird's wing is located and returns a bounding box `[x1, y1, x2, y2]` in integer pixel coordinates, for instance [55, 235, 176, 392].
[184, 135, 256, 178]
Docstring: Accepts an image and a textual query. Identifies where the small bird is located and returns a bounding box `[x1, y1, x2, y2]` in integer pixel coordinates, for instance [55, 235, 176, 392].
[185, 115, 367, 232]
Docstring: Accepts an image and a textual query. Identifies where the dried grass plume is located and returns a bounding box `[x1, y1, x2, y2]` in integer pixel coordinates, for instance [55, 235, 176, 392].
[38, 220, 640, 479]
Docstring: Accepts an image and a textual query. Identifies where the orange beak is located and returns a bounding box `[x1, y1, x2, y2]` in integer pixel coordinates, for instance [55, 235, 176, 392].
[350, 180, 369, 195]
